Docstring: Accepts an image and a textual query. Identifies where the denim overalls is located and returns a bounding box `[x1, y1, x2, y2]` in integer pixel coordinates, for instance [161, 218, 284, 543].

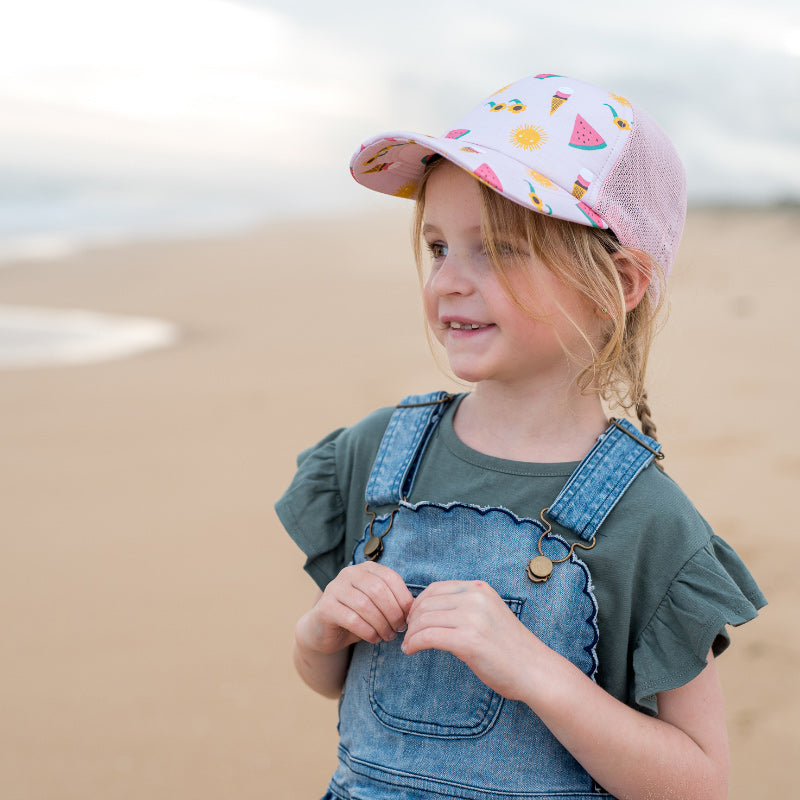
[327, 392, 662, 800]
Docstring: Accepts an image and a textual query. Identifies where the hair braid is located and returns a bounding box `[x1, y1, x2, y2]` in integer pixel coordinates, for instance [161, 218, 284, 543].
[635, 391, 658, 441]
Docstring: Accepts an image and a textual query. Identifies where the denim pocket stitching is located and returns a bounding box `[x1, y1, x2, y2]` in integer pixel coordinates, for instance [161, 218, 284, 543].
[368, 587, 524, 739]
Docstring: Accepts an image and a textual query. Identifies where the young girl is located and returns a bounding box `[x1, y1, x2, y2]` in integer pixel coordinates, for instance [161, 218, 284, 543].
[276, 73, 765, 800]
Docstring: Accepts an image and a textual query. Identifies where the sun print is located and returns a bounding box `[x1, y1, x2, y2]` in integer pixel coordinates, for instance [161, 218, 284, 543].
[527, 169, 555, 188]
[510, 124, 547, 151]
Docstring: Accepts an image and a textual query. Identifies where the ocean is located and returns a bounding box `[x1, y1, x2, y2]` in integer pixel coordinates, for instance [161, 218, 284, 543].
[1, 0, 797, 368]
[0, 175, 284, 370]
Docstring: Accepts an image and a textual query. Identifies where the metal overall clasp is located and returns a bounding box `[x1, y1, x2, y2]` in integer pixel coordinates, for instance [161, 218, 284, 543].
[363, 504, 400, 562]
[526, 507, 597, 583]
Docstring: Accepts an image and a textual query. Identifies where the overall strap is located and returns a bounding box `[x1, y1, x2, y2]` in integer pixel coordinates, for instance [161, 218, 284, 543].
[365, 392, 454, 507]
[548, 417, 663, 542]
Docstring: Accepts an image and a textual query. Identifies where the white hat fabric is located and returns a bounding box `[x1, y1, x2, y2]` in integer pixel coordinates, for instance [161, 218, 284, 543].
[350, 73, 686, 279]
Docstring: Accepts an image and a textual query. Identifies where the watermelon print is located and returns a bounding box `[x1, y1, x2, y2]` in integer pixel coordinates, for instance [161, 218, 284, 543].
[569, 115, 607, 151]
[577, 202, 607, 228]
[445, 129, 470, 139]
[473, 164, 503, 192]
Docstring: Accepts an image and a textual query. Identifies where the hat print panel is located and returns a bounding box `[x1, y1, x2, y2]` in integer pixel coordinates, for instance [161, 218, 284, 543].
[351, 75, 637, 230]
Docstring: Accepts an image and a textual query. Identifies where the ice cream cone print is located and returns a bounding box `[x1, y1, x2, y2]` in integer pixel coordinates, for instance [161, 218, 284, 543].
[550, 87, 572, 115]
[571, 168, 595, 199]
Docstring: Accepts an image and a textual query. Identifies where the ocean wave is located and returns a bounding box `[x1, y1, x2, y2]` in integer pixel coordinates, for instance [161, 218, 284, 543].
[0, 304, 179, 369]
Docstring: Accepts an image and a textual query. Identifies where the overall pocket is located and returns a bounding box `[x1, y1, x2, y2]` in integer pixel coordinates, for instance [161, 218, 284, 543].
[368, 585, 524, 738]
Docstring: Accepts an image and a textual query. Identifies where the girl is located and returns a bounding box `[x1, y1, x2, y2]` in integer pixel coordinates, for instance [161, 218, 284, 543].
[277, 74, 765, 800]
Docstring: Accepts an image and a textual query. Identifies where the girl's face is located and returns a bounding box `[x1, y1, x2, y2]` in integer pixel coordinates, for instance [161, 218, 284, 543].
[421, 162, 599, 391]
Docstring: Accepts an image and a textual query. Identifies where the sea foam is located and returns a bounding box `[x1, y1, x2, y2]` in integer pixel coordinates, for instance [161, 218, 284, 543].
[0, 304, 179, 369]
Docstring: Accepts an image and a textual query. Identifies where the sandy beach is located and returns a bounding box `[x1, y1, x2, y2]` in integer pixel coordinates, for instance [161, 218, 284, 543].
[0, 206, 796, 798]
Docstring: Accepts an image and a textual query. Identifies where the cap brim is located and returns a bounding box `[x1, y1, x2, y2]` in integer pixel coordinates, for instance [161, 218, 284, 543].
[350, 130, 609, 230]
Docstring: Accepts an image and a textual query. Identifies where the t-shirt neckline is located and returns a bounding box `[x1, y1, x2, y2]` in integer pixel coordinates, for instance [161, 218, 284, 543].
[438, 393, 580, 478]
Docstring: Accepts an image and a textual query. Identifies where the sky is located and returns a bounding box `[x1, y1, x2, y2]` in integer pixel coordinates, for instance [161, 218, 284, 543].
[0, 0, 798, 251]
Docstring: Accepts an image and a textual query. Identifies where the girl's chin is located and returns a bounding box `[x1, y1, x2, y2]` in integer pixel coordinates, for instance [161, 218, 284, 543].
[445, 359, 491, 385]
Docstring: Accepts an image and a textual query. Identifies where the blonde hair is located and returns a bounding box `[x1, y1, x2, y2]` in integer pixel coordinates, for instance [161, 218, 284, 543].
[412, 158, 666, 440]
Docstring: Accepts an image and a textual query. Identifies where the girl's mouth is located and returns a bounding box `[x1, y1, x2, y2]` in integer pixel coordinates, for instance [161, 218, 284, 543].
[448, 321, 490, 330]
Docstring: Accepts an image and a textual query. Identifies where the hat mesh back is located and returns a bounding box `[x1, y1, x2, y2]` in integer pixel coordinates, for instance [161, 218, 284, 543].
[593, 109, 686, 277]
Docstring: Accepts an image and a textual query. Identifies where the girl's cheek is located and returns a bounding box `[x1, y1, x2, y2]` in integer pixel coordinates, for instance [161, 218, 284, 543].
[423, 285, 439, 326]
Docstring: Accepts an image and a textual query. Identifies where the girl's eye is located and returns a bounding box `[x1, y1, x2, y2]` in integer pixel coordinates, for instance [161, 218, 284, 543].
[426, 241, 448, 260]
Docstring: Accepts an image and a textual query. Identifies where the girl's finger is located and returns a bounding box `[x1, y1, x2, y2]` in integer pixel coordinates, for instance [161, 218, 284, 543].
[361, 562, 415, 619]
[332, 564, 411, 639]
[331, 600, 385, 645]
[405, 608, 459, 636]
[414, 579, 485, 599]
[352, 581, 404, 639]
[402, 624, 462, 656]
[409, 580, 487, 618]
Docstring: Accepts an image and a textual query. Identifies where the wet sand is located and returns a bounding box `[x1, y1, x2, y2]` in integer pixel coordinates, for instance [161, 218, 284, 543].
[0, 207, 796, 798]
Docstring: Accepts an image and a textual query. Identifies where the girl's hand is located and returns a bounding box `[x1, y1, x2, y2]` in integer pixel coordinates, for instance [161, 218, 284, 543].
[402, 580, 537, 700]
[296, 562, 414, 656]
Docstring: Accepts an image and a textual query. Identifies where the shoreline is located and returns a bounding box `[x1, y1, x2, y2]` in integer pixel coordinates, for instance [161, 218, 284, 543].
[0, 303, 179, 369]
[0, 206, 796, 798]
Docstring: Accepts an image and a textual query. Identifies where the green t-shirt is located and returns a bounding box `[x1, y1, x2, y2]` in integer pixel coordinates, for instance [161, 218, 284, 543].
[276, 394, 765, 715]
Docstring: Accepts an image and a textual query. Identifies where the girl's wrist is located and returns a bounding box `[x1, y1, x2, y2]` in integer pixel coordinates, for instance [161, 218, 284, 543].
[513, 632, 580, 712]
[294, 606, 354, 656]
[293, 608, 322, 654]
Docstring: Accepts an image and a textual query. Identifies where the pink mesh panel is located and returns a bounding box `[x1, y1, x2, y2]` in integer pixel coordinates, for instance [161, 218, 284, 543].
[593, 107, 686, 279]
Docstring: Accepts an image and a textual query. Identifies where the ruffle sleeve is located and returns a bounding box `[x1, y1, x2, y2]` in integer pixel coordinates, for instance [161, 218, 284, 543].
[632, 535, 767, 715]
[275, 429, 348, 590]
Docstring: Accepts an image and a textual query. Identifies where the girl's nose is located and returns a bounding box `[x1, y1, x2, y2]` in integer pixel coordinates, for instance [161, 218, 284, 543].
[428, 253, 474, 296]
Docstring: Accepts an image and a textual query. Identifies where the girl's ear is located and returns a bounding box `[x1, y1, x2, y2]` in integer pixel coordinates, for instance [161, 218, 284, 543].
[612, 251, 652, 313]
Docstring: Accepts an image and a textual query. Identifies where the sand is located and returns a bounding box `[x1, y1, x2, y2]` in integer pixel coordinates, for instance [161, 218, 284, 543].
[0, 207, 796, 798]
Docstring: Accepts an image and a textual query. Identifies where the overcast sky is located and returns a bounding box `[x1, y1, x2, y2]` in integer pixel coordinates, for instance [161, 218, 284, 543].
[1, 0, 798, 228]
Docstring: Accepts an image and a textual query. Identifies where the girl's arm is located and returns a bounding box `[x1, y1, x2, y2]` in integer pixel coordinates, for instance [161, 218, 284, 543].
[517, 637, 728, 800]
[293, 598, 352, 699]
[403, 580, 728, 800]
[293, 562, 413, 699]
